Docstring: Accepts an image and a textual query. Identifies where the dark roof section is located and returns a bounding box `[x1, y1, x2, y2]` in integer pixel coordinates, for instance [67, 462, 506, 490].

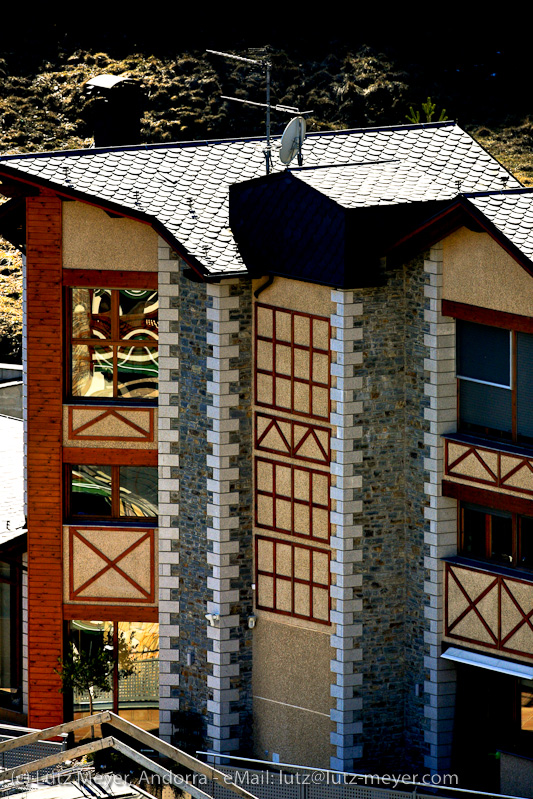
[229, 170, 454, 287]
[0, 121, 521, 279]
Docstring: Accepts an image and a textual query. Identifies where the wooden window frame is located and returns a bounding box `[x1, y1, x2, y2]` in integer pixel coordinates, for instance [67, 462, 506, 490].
[68, 619, 159, 716]
[447, 304, 533, 445]
[459, 502, 533, 571]
[65, 463, 158, 524]
[67, 286, 158, 404]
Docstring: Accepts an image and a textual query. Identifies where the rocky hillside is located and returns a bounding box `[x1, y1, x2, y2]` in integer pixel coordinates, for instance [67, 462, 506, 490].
[1, 25, 533, 361]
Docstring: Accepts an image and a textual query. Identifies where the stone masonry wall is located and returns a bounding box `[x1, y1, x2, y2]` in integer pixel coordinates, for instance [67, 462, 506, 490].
[226, 280, 253, 750]
[403, 255, 430, 768]
[175, 267, 210, 737]
[354, 257, 428, 770]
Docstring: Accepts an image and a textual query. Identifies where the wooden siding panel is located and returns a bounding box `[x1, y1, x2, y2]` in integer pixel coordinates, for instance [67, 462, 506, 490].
[26, 194, 64, 728]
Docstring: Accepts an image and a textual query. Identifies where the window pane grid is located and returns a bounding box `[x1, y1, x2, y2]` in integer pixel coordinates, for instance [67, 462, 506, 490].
[457, 320, 533, 444]
[70, 288, 158, 401]
[68, 465, 157, 522]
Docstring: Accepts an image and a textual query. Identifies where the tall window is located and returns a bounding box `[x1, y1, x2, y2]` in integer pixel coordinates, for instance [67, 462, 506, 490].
[70, 288, 158, 400]
[70, 620, 159, 731]
[458, 320, 533, 443]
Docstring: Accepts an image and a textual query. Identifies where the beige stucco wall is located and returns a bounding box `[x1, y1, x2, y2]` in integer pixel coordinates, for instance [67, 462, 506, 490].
[443, 228, 533, 314]
[252, 276, 335, 764]
[63, 202, 158, 272]
[252, 617, 334, 767]
[252, 276, 335, 317]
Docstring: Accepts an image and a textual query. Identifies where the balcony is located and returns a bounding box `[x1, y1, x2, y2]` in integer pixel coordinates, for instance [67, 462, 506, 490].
[444, 557, 533, 661]
[444, 433, 533, 501]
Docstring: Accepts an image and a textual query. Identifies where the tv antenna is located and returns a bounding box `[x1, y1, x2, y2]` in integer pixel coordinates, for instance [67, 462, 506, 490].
[206, 49, 312, 174]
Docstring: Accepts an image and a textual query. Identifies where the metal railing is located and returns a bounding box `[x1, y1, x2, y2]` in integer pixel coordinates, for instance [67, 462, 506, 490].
[74, 658, 159, 710]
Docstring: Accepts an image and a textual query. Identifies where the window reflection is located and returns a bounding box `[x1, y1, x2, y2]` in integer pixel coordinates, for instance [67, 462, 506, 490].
[117, 345, 158, 399]
[119, 467, 157, 518]
[119, 290, 158, 340]
[71, 465, 112, 517]
[70, 288, 158, 401]
[71, 620, 159, 733]
[69, 465, 157, 521]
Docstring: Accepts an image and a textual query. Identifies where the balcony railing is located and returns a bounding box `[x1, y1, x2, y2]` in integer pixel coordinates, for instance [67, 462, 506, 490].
[444, 558, 533, 660]
[444, 433, 533, 498]
[74, 658, 159, 710]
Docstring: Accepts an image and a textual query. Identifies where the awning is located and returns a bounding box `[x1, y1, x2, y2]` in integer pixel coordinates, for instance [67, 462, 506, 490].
[442, 646, 533, 680]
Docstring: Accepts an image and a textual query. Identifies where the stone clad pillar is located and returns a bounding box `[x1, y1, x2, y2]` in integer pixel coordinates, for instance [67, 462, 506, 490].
[423, 242, 457, 774]
[205, 280, 242, 756]
[329, 289, 364, 772]
[158, 240, 181, 741]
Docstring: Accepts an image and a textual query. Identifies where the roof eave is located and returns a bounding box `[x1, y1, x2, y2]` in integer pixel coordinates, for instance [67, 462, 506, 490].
[385, 196, 533, 277]
[0, 165, 209, 281]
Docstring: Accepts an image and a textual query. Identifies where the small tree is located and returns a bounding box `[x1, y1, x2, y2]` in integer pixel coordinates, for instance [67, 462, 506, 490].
[57, 638, 115, 718]
[57, 632, 135, 723]
[406, 96, 448, 124]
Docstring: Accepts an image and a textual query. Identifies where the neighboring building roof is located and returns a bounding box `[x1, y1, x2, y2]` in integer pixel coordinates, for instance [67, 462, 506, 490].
[0, 121, 521, 278]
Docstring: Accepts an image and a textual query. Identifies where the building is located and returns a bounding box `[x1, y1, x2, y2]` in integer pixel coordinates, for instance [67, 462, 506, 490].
[2, 120, 533, 788]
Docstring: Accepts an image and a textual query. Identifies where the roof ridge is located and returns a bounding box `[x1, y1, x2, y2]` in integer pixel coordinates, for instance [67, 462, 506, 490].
[0, 120, 459, 163]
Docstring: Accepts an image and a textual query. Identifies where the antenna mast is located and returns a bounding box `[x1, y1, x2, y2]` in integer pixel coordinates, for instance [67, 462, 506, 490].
[207, 49, 273, 174]
[207, 49, 312, 173]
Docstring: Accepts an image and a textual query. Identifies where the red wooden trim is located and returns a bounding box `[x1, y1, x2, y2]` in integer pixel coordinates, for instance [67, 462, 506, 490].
[443, 299, 533, 334]
[26, 195, 64, 728]
[255, 456, 330, 543]
[68, 407, 155, 442]
[63, 447, 158, 465]
[443, 479, 533, 515]
[62, 604, 158, 621]
[500, 578, 533, 645]
[63, 269, 158, 289]
[255, 412, 330, 465]
[254, 303, 331, 422]
[445, 560, 533, 659]
[446, 443, 499, 486]
[446, 564, 498, 642]
[445, 439, 533, 497]
[255, 534, 331, 625]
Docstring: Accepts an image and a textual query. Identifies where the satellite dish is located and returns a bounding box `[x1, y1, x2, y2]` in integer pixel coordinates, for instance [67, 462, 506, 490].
[279, 116, 306, 166]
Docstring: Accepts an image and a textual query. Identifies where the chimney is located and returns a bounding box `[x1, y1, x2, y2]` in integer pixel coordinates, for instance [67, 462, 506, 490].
[84, 74, 143, 147]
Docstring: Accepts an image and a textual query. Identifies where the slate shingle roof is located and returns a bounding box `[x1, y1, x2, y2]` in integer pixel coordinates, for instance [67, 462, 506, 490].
[0, 121, 524, 276]
[467, 191, 533, 264]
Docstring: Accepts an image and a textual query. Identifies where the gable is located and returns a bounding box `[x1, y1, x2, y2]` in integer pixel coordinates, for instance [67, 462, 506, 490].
[443, 227, 533, 317]
[63, 201, 158, 272]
